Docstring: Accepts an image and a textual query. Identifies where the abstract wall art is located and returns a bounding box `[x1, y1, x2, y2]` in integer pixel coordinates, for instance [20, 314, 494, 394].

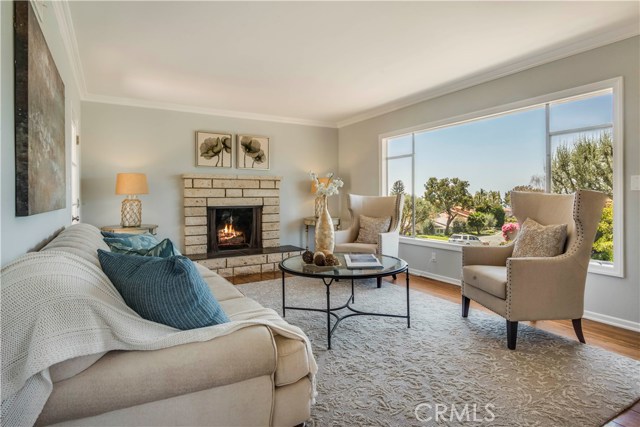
[14, 0, 66, 216]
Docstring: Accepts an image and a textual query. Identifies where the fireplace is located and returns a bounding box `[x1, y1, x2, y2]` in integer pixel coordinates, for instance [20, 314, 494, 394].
[208, 206, 262, 255]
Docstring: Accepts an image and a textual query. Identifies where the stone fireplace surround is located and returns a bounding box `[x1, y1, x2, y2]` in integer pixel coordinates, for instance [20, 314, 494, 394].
[182, 174, 301, 277]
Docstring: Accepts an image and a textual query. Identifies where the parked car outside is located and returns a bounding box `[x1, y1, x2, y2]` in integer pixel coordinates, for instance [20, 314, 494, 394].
[448, 234, 483, 245]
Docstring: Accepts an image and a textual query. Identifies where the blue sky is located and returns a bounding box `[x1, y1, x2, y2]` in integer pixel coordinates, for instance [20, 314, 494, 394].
[387, 93, 612, 198]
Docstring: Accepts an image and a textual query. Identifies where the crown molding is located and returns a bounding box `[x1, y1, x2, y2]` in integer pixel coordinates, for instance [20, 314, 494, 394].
[52, 1, 87, 98]
[51, 0, 636, 131]
[336, 25, 639, 128]
[83, 94, 338, 128]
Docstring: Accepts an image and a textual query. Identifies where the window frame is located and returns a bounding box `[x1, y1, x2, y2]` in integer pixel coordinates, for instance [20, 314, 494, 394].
[379, 77, 624, 278]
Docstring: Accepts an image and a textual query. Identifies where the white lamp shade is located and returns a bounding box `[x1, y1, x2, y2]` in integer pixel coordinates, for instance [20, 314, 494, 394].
[116, 173, 149, 195]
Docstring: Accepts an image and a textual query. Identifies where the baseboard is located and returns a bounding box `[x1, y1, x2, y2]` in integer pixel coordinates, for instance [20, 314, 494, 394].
[408, 269, 640, 333]
[583, 310, 640, 333]
[408, 268, 461, 286]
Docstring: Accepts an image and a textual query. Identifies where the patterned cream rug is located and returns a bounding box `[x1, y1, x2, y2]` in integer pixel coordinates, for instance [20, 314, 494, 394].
[238, 276, 640, 427]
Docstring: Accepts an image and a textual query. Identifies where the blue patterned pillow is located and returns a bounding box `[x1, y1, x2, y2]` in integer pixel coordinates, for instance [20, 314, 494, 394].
[101, 231, 139, 238]
[104, 233, 159, 254]
[144, 238, 182, 257]
[97, 250, 229, 330]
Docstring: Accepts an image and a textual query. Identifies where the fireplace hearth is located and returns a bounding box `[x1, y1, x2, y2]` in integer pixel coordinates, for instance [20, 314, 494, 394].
[208, 206, 262, 255]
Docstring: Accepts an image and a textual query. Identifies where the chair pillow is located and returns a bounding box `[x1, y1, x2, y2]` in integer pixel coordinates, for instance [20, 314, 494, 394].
[103, 233, 159, 254]
[355, 215, 391, 244]
[97, 250, 229, 330]
[512, 218, 568, 258]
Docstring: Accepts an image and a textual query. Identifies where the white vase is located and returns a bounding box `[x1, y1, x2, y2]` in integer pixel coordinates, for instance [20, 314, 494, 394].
[315, 196, 335, 255]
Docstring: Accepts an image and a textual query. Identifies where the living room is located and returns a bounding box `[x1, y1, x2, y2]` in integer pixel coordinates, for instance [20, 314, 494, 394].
[1, 1, 639, 426]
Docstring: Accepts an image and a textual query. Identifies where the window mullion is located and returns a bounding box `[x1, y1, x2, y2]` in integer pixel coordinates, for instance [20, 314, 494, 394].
[545, 103, 551, 192]
[548, 123, 613, 137]
[411, 133, 416, 238]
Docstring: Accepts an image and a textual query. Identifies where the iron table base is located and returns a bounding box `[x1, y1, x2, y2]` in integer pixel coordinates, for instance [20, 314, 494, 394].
[282, 271, 410, 350]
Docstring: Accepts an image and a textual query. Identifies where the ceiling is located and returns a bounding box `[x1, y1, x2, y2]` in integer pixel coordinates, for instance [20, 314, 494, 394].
[66, 1, 639, 127]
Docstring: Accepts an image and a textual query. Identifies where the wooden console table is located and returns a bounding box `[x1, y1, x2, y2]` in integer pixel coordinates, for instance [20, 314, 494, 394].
[100, 224, 158, 235]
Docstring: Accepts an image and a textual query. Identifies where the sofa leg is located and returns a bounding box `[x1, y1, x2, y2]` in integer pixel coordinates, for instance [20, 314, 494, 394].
[461, 296, 470, 318]
[377, 277, 382, 288]
[572, 318, 586, 344]
[506, 320, 518, 350]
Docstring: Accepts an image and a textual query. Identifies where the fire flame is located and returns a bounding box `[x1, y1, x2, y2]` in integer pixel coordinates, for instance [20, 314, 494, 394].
[222, 223, 239, 237]
[218, 222, 244, 244]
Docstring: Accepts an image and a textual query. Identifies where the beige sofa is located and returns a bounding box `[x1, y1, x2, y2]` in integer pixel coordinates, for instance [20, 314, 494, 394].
[28, 224, 314, 427]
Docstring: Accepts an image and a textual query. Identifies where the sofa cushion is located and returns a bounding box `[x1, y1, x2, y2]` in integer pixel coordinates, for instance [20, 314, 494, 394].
[103, 233, 159, 254]
[513, 218, 568, 258]
[97, 251, 229, 330]
[37, 326, 278, 426]
[355, 215, 391, 244]
[219, 297, 266, 319]
[49, 353, 107, 383]
[203, 275, 245, 302]
[463, 265, 507, 300]
[273, 335, 310, 387]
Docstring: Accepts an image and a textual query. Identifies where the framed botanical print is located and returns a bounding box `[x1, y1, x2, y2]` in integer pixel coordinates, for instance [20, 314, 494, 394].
[237, 135, 269, 170]
[196, 131, 232, 168]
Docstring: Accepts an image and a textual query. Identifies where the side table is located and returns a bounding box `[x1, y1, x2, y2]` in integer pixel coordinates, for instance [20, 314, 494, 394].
[303, 216, 341, 250]
[100, 224, 158, 235]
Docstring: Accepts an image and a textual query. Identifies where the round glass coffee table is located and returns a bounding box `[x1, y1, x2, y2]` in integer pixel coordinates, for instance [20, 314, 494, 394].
[279, 253, 410, 350]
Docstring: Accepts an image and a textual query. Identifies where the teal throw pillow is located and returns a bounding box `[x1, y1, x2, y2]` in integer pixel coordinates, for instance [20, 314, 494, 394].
[97, 250, 229, 330]
[104, 233, 159, 254]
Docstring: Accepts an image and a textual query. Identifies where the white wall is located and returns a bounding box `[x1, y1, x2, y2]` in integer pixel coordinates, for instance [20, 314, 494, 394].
[1, 1, 82, 266]
[338, 36, 640, 329]
[80, 102, 338, 250]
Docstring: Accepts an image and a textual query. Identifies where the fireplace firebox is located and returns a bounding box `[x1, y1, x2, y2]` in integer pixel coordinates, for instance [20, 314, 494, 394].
[208, 206, 262, 255]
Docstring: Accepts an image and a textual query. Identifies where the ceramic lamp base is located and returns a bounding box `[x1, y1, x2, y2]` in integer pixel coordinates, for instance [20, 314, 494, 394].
[121, 198, 142, 227]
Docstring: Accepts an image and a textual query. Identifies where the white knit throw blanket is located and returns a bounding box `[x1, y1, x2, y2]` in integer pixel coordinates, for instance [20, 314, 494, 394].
[1, 251, 317, 426]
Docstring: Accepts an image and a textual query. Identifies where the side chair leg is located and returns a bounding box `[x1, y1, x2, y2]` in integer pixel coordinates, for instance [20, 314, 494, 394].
[392, 274, 397, 280]
[376, 277, 382, 288]
[506, 320, 518, 350]
[461, 296, 470, 318]
[572, 318, 586, 344]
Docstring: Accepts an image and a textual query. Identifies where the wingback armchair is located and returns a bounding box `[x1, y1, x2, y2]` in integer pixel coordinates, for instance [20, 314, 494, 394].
[461, 189, 607, 350]
[334, 193, 404, 287]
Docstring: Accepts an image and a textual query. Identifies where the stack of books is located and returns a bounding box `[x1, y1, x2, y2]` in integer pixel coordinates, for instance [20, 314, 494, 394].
[344, 254, 383, 269]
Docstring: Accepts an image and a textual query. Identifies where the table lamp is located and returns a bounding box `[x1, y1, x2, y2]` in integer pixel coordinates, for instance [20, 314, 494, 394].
[115, 173, 149, 227]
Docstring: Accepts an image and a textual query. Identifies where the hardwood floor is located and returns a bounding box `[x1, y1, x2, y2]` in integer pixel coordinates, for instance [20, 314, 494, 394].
[230, 271, 640, 426]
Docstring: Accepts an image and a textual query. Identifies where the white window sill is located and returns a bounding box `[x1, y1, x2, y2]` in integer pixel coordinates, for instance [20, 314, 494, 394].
[399, 236, 623, 278]
[399, 236, 462, 252]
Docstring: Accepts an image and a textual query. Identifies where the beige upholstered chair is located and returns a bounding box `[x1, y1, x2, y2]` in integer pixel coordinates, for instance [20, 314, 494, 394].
[461, 190, 607, 350]
[334, 193, 404, 287]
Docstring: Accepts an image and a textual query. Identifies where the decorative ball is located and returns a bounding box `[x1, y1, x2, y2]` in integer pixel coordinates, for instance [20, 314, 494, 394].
[302, 250, 314, 264]
[313, 252, 326, 266]
[325, 254, 339, 266]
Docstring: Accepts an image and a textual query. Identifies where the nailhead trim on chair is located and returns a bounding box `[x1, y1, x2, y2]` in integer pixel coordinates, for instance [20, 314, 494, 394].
[506, 190, 588, 320]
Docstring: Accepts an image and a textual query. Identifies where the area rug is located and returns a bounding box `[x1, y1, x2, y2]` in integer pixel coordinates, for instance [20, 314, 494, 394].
[238, 277, 640, 427]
